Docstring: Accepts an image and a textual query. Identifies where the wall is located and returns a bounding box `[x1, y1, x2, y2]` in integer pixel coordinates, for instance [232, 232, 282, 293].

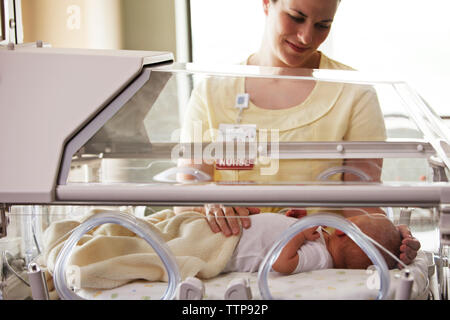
[121, 0, 177, 56]
[21, 0, 123, 49]
[20, 0, 178, 55]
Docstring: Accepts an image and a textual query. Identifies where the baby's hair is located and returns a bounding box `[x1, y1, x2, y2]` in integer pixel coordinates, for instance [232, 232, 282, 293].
[342, 215, 401, 269]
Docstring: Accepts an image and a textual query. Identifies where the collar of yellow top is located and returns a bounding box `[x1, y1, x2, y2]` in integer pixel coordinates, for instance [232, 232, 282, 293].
[232, 53, 345, 132]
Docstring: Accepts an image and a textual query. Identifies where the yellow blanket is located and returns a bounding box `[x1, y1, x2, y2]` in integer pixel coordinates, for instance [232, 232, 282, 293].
[41, 209, 240, 292]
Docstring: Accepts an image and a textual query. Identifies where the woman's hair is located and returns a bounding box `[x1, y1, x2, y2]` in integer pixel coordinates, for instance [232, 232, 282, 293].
[341, 215, 401, 269]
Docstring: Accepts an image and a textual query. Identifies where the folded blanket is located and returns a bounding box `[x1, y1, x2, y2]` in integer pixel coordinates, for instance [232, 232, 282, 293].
[41, 209, 240, 291]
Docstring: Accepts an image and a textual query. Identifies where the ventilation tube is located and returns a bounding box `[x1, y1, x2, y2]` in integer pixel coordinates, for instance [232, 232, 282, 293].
[153, 166, 212, 183]
[316, 165, 372, 182]
[257, 213, 390, 300]
[53, 211, 181, 300]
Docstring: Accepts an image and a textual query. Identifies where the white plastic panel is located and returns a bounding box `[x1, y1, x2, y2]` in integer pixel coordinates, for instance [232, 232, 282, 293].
[0, 47, 173, 203]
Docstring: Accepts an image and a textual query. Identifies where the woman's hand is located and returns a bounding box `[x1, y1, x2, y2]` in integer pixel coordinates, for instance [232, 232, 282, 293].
[396, 224, 421, 267]
[204, 204, 260, 236]
[285, 208, 307, 219]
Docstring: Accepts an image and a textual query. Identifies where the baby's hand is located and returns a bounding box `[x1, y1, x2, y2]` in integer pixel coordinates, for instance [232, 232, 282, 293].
[396, 224, 421, 267]
[302, 227, 321, 241]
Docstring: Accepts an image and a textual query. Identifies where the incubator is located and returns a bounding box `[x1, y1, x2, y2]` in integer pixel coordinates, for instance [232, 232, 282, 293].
[1, 45, 449, 300]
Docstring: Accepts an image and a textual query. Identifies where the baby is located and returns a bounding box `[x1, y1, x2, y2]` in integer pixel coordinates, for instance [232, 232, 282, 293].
[222, 213, 401, 274]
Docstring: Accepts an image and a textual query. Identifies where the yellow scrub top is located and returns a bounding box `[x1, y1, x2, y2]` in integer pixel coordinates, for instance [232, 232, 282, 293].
[181, 52, 387, 187]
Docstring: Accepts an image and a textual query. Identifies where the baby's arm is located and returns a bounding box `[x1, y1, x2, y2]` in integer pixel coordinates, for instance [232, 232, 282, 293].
[272, 227, 320, 274]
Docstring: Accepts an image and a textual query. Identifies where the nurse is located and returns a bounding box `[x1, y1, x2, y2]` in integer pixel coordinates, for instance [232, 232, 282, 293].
[176, 0, 420, 267]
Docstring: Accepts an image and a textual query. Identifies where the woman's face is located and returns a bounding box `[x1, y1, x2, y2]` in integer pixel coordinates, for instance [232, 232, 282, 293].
[263, 0, 339, 68]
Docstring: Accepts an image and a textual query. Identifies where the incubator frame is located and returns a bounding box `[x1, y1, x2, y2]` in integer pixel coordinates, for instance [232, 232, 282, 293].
[1, 47, 450, 300]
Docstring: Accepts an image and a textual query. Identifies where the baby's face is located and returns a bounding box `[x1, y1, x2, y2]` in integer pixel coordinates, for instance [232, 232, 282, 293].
[327, 231, 348, 268]
[329, 231, 373, 269]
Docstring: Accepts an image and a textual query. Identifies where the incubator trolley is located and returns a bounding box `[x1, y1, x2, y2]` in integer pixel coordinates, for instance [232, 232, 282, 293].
[0, 46, 449, 300]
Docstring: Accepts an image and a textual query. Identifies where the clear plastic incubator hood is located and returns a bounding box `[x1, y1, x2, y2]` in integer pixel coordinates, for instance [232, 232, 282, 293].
[0, 45, 449, 301]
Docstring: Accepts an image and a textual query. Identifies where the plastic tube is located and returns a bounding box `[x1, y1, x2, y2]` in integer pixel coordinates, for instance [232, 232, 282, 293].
[153, 166, 211, 183]
[53, 211, 181, 300]
[257, 213, 391, 300]
[316, 165, 372, 182]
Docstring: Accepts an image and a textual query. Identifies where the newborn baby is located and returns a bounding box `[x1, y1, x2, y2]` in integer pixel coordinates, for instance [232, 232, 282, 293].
[222, 213, 401, 274]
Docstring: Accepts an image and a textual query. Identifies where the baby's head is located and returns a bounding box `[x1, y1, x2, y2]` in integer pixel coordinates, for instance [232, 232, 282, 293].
[329, 214, 401, 269]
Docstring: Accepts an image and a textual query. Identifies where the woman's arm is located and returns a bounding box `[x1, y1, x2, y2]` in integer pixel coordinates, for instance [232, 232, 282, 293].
[342, 158, 385, 217]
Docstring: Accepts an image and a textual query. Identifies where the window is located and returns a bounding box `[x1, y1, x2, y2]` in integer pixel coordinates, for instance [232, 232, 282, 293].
[326, 0, 450, 116]
[189, 0, 450, 116]
[190, 0, 264, 64]
[0, 0, 5, 42]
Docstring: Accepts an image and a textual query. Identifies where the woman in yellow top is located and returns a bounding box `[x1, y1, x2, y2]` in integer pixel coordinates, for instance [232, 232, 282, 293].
[177, 0, 420, 267]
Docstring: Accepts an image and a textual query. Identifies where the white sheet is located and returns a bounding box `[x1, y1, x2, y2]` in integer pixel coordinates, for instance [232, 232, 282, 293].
[76, 251, 430, 300]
